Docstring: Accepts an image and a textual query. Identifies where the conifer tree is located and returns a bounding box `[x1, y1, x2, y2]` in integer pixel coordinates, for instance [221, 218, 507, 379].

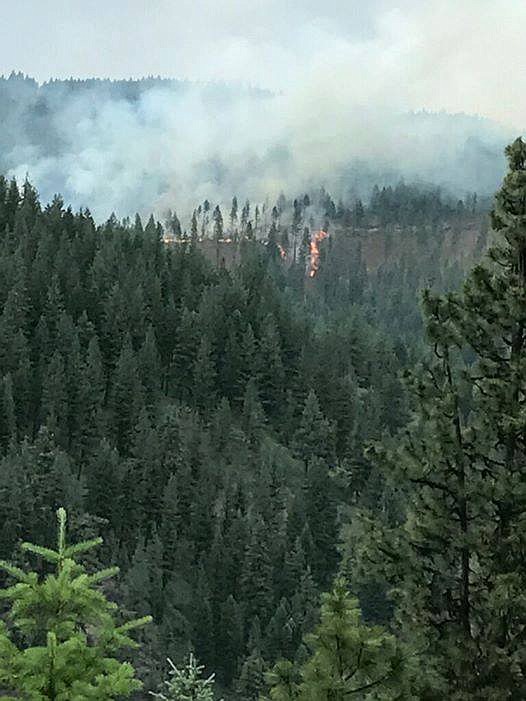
[303, 458, 339, 586]
[0, 373, 16, 449]
[76, 335, 106, 461]
[41, 349, 69, 447]
[170, 307, 198, 401]
[191, 210, 199, 249]
[193, 560, 215, 667]
[350, 137, 526, 697]
[236, 619, 267, 701]
[109, 333, 144, 453]
[258, 313, 285, 418]
[241, 514, 274, 623]
[139, 324, 162, 406]
[169, 210, 182, 238]
[265, 579, 411, 701]
[0, 507, 150, 699]
[213, 205, 224, 266]
[241, 201, 250, 234]
[242, 377, 266, 445]
[268, 222, 281, 260]
[230, 196, 239, 239]
[239, 323, 260, 390]
[217, 595, 244, 685]
[4, 178, 20, 232]
[265, 597, 295, 663]
[202, 200, 211, 238]
[85, 438, 123, 523]
[193, 335, 217, 412]
[293, 389, 335, 464]
[151, 653, 220, 701]
[212, 205, 223, 241]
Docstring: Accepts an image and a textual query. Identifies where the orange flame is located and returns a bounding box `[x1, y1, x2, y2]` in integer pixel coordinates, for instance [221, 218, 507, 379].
[309, 230, 329, 277]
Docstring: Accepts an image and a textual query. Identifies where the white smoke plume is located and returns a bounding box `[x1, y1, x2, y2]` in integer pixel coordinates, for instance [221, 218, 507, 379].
[2, 0, 523, 220]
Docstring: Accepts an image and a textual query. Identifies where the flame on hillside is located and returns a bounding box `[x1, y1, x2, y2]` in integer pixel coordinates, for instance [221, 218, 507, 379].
[309, 230, 329, 277]
[277, 243, 287, 260]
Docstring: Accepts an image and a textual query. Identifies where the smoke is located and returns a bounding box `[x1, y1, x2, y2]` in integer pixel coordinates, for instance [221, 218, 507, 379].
[2, 0, 523, 220]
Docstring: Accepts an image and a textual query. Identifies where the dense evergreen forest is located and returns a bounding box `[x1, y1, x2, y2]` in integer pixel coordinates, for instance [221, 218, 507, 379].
[1, 136, 526, 699]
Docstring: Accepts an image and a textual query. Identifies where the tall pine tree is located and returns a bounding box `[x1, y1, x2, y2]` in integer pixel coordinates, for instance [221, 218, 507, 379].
[350, 137, 526, 698]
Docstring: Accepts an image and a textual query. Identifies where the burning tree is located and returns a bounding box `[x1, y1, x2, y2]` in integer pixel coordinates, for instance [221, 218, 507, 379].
[308, 230, 329, 277]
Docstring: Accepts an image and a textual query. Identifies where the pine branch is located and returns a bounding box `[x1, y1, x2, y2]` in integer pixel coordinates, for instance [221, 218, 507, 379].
[20, 543, 60, 563]
[0, 561, 35, 584]
[64, 537, 103, 559]
[116, 615, 153, 633]
[85, 566, 120, 585]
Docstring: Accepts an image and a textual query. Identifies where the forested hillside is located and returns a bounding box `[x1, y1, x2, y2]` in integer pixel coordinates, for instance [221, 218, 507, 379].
[2, 0, 525, 693]
[0, 168, 492, 698]
[0, 71, 507, 220]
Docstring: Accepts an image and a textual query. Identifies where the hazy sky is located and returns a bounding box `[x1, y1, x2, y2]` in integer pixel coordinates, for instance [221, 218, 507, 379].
[1, 0, 525, 129]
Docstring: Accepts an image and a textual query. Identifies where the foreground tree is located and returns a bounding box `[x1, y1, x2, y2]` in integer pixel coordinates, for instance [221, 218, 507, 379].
[151, 653, 220, 700]
[0, 507, 150, 699]
[265, 578, 411, 700]
[349, 137, 526, 698]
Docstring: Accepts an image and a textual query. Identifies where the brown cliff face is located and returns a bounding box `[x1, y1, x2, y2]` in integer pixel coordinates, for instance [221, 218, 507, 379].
[355, 220, 486, 271]
[164, 215, 488, 279]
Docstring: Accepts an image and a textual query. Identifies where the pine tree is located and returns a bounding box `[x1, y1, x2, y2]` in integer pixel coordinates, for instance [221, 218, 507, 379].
[0, 373, 16, 449]
[239, 323, 260, 393]
[241, 201, 250, 234]
[217, 595, 244, 686]
[265, 579, 411, 701]
[265, 597, 294, 663]
[258, 313, 285, 419]
[242, 377, 266, 445]
[289, 569, 319, 653]
[193, 335, 217, 412]
[85, 438, 124, 524]
[293, 389, 335, 464]
[213, 205, 224, 266]
[202, 199, 211, 238]
[125, 530, 164, 622]
[76, 335, 106, 462]
[303, 458, 339, 586]
[264, 660, 301, 701]
[191, 210, 199, 249]
[350, 137, 526, 698]
[230, 196, 239, 240]
[109, 333, 144, 453]
[268, 222, 281, 260]
[151, 653, 220, 701]
[160, 472, 182, 572]
[41, 349, 69, 448]
[4, 178, 20, 233]
[192, 561, 215, 667]
[139, 324, 162, 406]
[353, 199, 365, 226]
[170, 307, 198, 401]
[241, 514, 274, 624]
[0, 507, 150, 699]
[168, 210, 182, 238]
[0, 450, 30, 559]
[236, 619, 267, 701]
